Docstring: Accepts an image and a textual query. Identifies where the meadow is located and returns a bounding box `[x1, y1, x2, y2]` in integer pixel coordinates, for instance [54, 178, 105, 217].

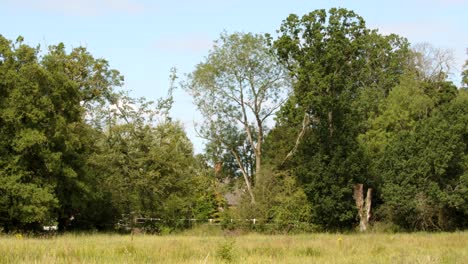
[0, 227, 467, 263]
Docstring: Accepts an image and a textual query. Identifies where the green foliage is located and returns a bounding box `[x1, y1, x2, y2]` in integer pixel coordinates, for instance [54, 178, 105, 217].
[0, 35, 216, 232]
[1, 9, 466, 234]
[377, 90, 467, 230]
[269, 8, 410, 230]
[232, 168, 312, 233]
[185, 32, 290, 203]
[91, 112, 217, 229]
[359, 74, 435, 162]
[216, 238, 237, 263]
[462, 56, 468, 87]
[357, 67, 465, 231]
[0, 35, 123, 231]
[270, 176, 311, 225]
[359, 75, 459, 196]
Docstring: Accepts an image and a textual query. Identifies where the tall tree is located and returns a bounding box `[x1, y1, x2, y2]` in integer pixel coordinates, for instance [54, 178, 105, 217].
[0, 35, 123, 231]
[185, 32, 289, 203]
[462, 52, 468, 87]
[269, 8, 410, 229]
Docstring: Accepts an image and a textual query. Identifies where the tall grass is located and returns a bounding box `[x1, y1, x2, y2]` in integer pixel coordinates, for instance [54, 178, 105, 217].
[0, 229, 467, 263]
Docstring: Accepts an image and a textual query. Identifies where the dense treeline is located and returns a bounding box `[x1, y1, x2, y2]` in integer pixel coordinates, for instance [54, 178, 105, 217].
[186, 8, 467, 232]
[1, 8, 466, 233]
[0, 36, 217, 232]
[264, 9, 467, 231]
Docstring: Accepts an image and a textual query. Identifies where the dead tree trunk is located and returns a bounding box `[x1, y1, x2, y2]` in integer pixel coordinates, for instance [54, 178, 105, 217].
[353, 184, 372, 232]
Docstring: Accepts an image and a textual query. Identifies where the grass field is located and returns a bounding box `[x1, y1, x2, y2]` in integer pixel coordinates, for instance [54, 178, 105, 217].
[1, 228, 467, 263]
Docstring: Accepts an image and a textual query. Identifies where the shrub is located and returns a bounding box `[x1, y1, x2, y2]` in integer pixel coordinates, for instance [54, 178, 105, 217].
[216, 238, 237, 262]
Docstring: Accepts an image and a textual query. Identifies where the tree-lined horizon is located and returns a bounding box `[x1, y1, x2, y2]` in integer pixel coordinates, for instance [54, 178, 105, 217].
[1, 8, 467, 233]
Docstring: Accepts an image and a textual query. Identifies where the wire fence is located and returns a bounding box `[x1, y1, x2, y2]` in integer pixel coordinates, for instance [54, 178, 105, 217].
[42, 217, 313, 231]
[129, 217, 310, 226]
[128, 217, 259, 226]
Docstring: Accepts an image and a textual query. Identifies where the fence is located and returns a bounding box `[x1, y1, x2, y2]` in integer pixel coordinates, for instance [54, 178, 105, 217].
[132, 217, 258, 225]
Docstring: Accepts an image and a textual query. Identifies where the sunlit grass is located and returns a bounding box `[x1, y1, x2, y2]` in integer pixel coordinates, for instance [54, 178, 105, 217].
[0, 229, 467, 263]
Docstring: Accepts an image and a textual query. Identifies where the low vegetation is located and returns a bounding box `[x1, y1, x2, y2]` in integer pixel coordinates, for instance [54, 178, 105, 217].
[1, 230, 467, 263]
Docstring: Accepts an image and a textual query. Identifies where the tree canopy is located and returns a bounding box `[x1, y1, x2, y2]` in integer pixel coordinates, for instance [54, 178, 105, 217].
[185, 32, 290, 203]
[1, 7, 466, 233]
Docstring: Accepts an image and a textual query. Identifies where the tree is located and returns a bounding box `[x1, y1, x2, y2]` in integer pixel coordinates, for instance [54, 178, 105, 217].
[0, 35, 123, 231]
[411, 43, 455, 82]
[358, 74, 435, 161]
[377, 89, 467, 230]
[87, 87, 218, 231]
[185, 32, 289, 203]
[462, 51, 468, 87]
[269, 8, 410, 229]
[0, 35, 217, 232]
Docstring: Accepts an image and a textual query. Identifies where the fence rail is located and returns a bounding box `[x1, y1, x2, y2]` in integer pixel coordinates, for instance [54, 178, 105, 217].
[129, 218, 306, 225]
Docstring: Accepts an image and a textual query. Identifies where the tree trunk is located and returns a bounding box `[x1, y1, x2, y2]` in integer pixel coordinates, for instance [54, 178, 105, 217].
[255, 146, 261, 184]
[231, 149, 256, 204]
[353, 184, 372, 232]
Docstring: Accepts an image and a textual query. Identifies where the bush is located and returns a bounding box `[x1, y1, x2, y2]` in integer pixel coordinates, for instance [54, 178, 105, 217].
[234, 168, 312, 233]
[216, 238, 237, 262]
[369, 221, 401, 233]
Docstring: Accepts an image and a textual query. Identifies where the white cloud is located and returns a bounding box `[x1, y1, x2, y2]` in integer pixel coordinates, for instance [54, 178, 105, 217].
[6, 0, 148, 16]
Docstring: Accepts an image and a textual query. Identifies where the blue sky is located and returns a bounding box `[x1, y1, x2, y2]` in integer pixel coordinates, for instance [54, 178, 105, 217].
[1, 0, 467, 153]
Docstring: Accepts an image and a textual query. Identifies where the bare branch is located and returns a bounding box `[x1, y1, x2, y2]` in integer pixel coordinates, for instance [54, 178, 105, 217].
[281, 112, 310, 165]
[230, 148, 256, 204]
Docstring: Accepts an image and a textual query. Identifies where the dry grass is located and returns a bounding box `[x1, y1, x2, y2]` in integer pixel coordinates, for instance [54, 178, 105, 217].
[0, 229, 467, 263]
